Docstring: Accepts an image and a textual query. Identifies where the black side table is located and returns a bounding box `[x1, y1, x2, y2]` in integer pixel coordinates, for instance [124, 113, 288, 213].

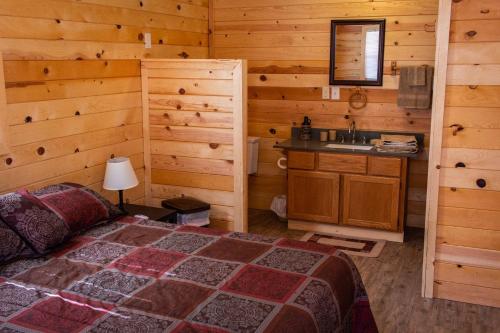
[123, 204, 177, 223]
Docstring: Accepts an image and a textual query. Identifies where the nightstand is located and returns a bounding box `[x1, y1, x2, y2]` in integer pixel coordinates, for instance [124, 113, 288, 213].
[123, 204, 177, 223]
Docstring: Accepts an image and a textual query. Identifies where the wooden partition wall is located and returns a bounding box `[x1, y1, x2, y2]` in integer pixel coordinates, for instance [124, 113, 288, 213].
[424, 0, 500, 307]
[0, 55, 7, 155]
[0, 58, 145, 204]
[211, 0, 438, 227]
[141, 59, 248, 232]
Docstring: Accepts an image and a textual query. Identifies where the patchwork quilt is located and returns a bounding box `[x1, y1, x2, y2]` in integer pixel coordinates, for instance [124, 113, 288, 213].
[0, 216, 378, 333]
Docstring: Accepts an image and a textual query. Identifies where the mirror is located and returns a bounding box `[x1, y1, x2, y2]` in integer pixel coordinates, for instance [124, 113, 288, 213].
[330, 19, 386, 86]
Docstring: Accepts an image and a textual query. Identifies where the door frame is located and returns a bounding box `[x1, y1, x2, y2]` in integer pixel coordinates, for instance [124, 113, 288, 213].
[421, 0, 452, 298]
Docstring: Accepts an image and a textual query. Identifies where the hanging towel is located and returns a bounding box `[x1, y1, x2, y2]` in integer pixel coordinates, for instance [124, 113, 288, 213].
[398, 66, 434, 109]
[408, 66, 427, 86]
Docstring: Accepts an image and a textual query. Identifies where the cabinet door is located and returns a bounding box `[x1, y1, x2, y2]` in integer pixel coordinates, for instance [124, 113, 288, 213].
[342, 175, 400, 231]
[288, 170, 340, 224]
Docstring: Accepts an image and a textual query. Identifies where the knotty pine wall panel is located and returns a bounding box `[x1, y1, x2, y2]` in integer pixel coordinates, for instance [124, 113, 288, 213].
[0, 0, 210, 203]
[0, 59, 146, 204]
[212, 0, 438, 226]
[142, 59, 247, 232]
[433, 0, 500, 308]
[0, 0, 209, 60]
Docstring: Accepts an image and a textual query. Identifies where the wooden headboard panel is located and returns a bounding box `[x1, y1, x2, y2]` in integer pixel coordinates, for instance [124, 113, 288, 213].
[141, 59, 248, 232]
[0, 58, 145, 204]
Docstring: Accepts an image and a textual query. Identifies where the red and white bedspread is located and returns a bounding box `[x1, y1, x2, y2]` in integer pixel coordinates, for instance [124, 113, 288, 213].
[0, 216, 378, 332]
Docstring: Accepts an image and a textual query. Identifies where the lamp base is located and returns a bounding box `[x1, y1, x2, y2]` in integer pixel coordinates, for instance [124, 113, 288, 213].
[117, 190, 128, 214]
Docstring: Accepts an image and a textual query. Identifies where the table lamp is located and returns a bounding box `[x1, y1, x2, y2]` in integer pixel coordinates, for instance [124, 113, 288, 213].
[103, 157, 139, 212]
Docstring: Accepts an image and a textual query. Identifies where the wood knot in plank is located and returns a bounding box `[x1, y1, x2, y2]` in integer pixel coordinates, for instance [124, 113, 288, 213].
[465, 30, 477, 38]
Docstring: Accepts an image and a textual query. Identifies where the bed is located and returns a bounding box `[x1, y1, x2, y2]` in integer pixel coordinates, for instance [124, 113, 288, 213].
[0, 186, 377, 333]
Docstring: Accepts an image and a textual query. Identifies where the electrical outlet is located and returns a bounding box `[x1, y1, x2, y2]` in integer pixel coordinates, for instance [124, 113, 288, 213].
[331, 86, 340, 100]
[322, 86, 330, 100]
[144, 33, 152, 49]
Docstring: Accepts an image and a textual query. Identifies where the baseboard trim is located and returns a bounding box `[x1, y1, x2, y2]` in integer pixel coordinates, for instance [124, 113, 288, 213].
[288, 220, 404, 243]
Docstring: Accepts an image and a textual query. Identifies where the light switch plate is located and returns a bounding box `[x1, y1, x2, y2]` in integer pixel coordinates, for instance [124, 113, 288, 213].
[322, 86, 330, 99]
[144, 32, 152, 49]
[331, 86, 340, 100]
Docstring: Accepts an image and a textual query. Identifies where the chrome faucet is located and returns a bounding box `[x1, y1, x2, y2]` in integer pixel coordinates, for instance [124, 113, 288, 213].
[348, 120, 356, 144]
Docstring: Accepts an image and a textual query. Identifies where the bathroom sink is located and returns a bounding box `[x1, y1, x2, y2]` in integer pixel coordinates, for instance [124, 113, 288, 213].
[324, 143, 374, 151]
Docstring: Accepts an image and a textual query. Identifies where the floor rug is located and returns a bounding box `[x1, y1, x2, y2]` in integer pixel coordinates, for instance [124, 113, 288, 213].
[301, 232, 386, 258]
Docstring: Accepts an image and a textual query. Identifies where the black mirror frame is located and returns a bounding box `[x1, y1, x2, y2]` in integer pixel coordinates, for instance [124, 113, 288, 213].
[329, 19, 386, 86]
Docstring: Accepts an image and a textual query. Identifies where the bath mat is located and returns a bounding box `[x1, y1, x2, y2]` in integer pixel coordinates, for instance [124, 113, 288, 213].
[301, 232, 386, 258]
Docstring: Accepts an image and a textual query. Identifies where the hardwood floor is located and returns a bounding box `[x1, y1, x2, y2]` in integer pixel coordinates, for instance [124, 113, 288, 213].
[248, 209, 500, 333]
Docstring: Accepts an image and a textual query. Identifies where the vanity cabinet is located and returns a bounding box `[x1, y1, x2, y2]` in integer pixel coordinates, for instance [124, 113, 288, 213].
[288, 170, 340, 224]
[286, 151, 407, 232]
[342, 175, 400, 231]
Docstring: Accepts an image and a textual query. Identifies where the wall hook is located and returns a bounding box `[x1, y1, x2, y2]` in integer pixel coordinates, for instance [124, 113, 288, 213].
[391, 61, 398, 76]
[449, 124, 464, 136]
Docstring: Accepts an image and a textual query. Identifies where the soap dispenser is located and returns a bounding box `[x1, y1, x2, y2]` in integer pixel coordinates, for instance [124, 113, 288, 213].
[300, 116, 312, 141]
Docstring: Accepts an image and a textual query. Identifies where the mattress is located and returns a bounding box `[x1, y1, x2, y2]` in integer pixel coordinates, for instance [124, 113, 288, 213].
[0, 216, 377, 332]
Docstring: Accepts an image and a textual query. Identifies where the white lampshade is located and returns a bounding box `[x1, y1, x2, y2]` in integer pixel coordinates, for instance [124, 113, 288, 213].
[103, 157, 139, 191]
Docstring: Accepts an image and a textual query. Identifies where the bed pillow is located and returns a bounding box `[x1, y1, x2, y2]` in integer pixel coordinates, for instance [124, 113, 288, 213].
[0, 190, 69, 255]
[31, 183, 124, 234]
[0, 218, 35, 263]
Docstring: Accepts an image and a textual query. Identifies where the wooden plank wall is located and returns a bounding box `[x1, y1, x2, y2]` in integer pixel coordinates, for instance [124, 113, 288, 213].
[0, 0, 208, 60]
[211, 0, 438, 227]
[0, 0, 210, 204]
[433, 0, 500, 308]
[0, 54, 7, 155]
[142, 59, 248, 232]
[0, 59, 146, 204]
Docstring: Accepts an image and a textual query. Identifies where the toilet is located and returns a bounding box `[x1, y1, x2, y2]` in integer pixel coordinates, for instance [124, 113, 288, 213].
[247, 136, 260, 175]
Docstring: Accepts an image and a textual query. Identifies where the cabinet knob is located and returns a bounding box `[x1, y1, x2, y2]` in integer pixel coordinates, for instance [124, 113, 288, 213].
[455, 162, 466, 168]
[476, 179, 487, 188]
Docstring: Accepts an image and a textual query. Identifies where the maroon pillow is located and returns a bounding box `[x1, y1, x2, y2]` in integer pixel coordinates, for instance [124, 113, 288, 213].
[0, 190, 69, 255]
[31, 183, 123, 233]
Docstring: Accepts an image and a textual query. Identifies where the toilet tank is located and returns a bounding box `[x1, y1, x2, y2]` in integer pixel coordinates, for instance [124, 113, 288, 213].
[247, 136, 260, 175]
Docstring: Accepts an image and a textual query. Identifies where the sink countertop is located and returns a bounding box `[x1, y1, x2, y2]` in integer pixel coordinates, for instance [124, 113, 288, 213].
[274, 138, 422, 159]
